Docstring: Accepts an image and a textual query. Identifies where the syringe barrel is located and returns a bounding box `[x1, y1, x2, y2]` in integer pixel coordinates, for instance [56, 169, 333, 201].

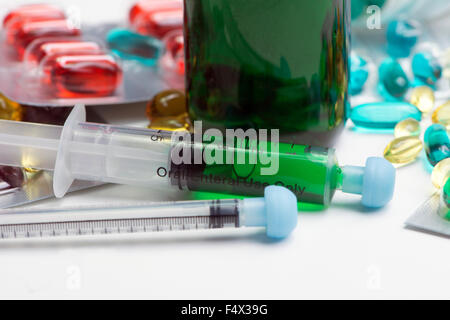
[168, 143, 340, 206]
[68, 123, 174, 188]
[54, 105, 339, 205]
[0, 120, 60, 171]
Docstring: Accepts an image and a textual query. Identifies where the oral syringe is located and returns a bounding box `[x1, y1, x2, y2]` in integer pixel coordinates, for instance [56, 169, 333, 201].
[0, 186, 298, 240]
[0, 104, 396, 208]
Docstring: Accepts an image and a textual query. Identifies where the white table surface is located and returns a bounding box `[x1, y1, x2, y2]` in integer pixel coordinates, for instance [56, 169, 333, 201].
[0, 101, 448, 300]
[1, 0, 450, 300]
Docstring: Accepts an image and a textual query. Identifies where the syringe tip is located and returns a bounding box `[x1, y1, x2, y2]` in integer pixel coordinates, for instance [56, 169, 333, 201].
[264, 186, 298, 239]
[343, 157, 396, 208]
[361, 157, 396, 208]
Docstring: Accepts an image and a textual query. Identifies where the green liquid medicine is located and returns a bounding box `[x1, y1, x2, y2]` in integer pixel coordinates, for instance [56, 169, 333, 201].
[168, 133, 395, 208]
[184, 0, 350, 145]
[170, 142, 341, 206]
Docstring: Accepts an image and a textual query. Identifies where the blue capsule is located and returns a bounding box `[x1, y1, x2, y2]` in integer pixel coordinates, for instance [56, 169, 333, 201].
[412, 52, 442, 86]
[106, 29, 164, 66]
[424, 124, 450, 166]
[387, 19, 421, 58]
[351, 102, 421, 129]
[349, 54, 369, 95]
[378, 58, 410, 101]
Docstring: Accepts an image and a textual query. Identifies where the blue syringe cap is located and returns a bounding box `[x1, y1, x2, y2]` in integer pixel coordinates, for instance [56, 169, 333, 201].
[264, 186, 298, 239]
[342, 157, 396, 208]
[362, 157, 396, 208]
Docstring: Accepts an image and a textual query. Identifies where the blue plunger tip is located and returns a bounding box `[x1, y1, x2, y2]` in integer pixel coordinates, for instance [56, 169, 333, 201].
[264, 186, 298, 239]
[362, 157, 396, 208]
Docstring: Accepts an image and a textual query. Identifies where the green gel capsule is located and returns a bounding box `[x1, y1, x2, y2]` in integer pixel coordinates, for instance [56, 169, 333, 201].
[106, 28, 164, 66]
[424, 124, 450, 166]
[351, 102, 421, 129]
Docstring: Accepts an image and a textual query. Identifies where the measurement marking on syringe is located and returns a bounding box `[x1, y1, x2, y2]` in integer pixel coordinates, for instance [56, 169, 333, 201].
[0, 215, 239, 239]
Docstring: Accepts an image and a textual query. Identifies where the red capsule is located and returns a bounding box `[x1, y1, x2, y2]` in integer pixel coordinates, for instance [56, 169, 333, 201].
[129, 2, 144, 23]
[130, 0, 183, 38]
[129, 0, 182, 23]
[3, 4, 65, 27]
[44, 54, 122, 98]
[164, 31, 185, 75]
[12, 19, 81, 58]
[27, 40, 103, 64]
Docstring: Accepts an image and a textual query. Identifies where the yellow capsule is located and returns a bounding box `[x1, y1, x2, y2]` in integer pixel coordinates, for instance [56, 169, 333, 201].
[432, 101, 450, 131]
[431, 158, 450, 189]
[410, 86, 435, 113]
[444, 68, 450, 80]
[383, 136, 423, 164]
[394, 118, 421, 138]
[148, 112, 193, 132]
[0, 93, 23, 121]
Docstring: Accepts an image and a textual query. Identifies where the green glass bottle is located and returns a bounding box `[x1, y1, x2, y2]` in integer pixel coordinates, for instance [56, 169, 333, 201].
[184, 0, 351, 145]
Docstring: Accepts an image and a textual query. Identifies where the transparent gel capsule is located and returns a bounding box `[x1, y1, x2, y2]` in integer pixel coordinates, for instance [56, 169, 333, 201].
[146, 89, 191, 131]
[432, 101, 450, 131]
[431, 158, 450, 189]
[106, 29, 164, 66]
[438, 178, 450, 220]
[0, 93, 23, 121]
[394, 118, 421, 138]
[410, 86, 435, 113]
[387, 19, 421, 58]
[383, 136, 423, 165]
[378, 58, 410, 101]
[424, 124, 450, 166]
[412, 52, 443, 86]
[349, 53, 369, 95]
[351, 102, 421, 129]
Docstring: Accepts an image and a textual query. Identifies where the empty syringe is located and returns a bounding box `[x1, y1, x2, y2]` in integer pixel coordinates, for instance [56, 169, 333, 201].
[0, 186, 298, 240]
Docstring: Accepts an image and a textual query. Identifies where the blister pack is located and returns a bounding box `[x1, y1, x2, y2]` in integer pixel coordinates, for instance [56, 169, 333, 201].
[0, 1, 185, 107]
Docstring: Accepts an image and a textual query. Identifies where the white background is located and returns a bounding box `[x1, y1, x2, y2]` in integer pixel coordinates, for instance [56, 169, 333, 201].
[0, 0, 449, 300]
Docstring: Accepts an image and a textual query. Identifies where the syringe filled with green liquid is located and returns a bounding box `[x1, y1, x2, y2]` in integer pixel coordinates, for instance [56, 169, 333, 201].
[0, 105, 395, 208]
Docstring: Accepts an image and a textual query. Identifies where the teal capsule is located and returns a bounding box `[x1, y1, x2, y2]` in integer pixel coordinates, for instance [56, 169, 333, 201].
[378, 58, 410, 101]
[106, 29, 164, 66]
[412, 52, 442, 86]
[351, 102, 421, 129]
[424, 124, 450, 166]
[349, 54, 369, 95]
[387, 20, 421, 58]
